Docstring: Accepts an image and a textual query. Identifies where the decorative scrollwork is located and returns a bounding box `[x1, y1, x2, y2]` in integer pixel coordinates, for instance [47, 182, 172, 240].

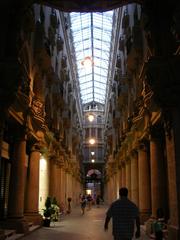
[31, 96, 45, 121]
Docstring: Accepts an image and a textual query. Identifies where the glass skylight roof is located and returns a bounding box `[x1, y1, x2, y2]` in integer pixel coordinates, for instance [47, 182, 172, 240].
[70, 11, 114, 105]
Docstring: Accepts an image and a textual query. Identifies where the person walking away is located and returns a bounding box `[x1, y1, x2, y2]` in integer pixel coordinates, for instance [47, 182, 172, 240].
[87, 194, 92, 210]
[96, 195, 100, 208]
[104, 187, 140, 240]
[80, 195, 86, 215]
[67, 197, 72, 214]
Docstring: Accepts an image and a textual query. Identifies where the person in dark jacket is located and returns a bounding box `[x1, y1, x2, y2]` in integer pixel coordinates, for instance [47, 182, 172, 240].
[104, 187, 140, 240]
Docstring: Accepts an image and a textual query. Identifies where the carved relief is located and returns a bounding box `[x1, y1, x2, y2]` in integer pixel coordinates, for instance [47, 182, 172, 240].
[119, 37, 125, 51]
[122, 13, 129, 29]
[34, 21, 45, 53]
[18, 63, 31, 99]
[31, 96, 45, 121]
[50, 9, 59, 29]
[48, 26, 56, 49]
[61, 56, 67, 69]
[138, 139, 148, 152]
[56, 35, 64, 52]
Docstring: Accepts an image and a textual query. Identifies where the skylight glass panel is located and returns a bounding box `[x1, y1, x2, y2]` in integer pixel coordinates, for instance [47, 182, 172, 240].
[70, 11, 114, 105]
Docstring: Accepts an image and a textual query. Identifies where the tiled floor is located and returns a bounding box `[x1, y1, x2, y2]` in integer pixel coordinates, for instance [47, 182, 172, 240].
[20, 205, 150, 240]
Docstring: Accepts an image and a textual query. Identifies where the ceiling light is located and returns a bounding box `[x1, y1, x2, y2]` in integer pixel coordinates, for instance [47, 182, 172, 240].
[81, 56, 93, 69]
[88, 114, 94, 122]
[89, 138, 95, 145]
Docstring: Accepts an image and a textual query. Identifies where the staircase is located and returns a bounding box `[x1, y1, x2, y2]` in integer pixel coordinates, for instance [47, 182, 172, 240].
[4, 229, 23, 240]
[3, 222, 41, 240]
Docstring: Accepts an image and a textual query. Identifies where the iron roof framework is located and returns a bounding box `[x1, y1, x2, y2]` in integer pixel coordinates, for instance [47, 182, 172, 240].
[70, 11, 114, 106]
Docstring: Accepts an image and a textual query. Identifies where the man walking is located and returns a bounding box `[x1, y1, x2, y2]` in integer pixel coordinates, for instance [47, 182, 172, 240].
[104, 187, 140, 240]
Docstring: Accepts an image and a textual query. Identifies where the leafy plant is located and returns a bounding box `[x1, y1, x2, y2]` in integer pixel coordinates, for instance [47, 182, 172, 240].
[43, 196, 59, 221]
[43, 196, 54, 219]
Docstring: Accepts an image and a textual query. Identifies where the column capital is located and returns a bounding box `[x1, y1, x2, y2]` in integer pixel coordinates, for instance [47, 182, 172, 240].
[57, 155, 65, 168]
[30, 143, 41, 152]
[137, 139, 148, 151]
[13, 126, 27, 141]
[130, 149, 138, 157]
[149, 125, 164, 140]
[163, 109, 173, 139]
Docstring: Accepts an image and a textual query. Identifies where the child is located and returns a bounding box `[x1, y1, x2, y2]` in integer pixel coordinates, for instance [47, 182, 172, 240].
[152, 208, 166, 240]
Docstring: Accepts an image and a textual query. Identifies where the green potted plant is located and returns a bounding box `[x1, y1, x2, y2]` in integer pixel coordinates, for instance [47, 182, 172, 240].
[43, 196, 54, 227]
[51, 197, 60, 222]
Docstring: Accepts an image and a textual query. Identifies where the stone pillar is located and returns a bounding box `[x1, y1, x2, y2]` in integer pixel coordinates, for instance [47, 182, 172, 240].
[24, 144, 42, 225]
[55, 162, 60, 201]
[59, 167, 64, 204]
[49, 158, 57, 198]
[110, 175, 115, 201]
[121, 163, 126, 187]
[130, 150, 139, 206]
[56, 164, 62, 205]
[125, 160, 131, 199]
[149, 128, 167, 218]
[58, 154, 65, 205]
[118, 166, 122, 189]
[7, 131, 28, 233]
[165, 109, 180, 240]
[113, 171, 118, 199]
[61, 168, 66, 204]
[138, 141, 151, 223]
[116, 171, 120, 197]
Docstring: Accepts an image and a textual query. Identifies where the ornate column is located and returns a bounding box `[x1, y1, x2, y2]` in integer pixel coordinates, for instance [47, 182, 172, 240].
[61, 168, 66, 204]
[56, 163, 62, 205]
[165, 109, 180, 240]
[55, 161, 60, 201]
[125, 160, 131, 199]
[118, 166, 122, 189]
[138, 140, 151, 223]
[7, 129, 28, 233]
[130, 150, 139, 206]
[121, 163, 126, 187]
[24, 143, 42, 225]
[49, 157, 57, 199]
[110, 175, 115, 201]
[59, 155, 65, 205]
[112, 162, 119, 199]
[0, 119, 5, 219]
[149, 126, 167, 218]
[143, 2, 180, 236]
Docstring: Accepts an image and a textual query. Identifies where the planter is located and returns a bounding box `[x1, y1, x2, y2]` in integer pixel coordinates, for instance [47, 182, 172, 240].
[43, 218, 51, 227]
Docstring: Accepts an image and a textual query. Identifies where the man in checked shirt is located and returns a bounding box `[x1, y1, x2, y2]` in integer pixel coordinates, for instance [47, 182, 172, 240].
[104, 187, 140, 240]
